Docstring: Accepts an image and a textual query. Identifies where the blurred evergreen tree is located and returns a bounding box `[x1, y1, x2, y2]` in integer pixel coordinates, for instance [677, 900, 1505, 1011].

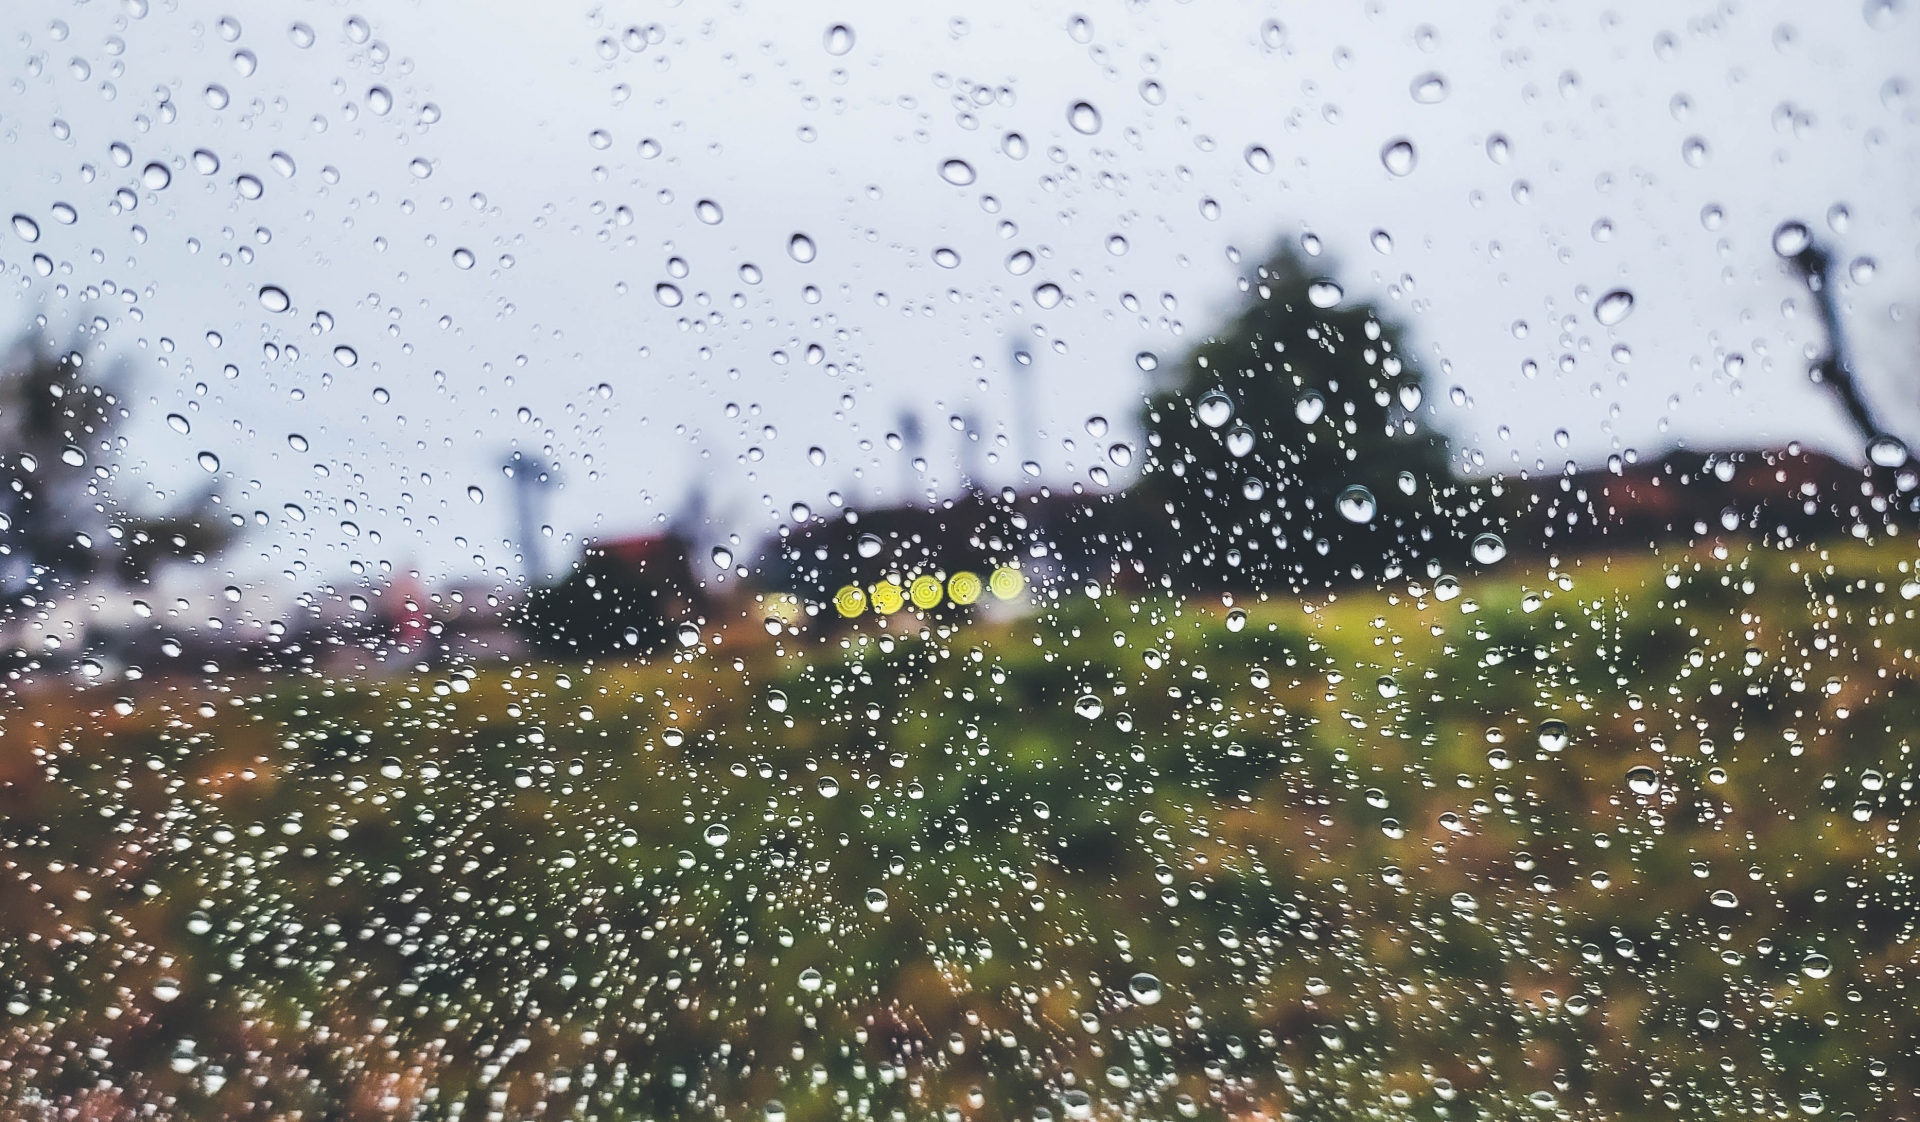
[0, 336, 228, 609]
[1127, 250, 1457, 590]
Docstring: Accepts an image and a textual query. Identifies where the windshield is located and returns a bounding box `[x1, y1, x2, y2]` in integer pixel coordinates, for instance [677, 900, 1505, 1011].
[1, 3, 1915, 1120]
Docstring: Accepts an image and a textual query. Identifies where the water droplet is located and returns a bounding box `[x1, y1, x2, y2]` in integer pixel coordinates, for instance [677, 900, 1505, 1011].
[823, 24, 855, 56]
[1128, 973, 1162, 1005]
[1849, 256, 1876, 284]
[1868, 434, 1908, 467]
[1380, 138, 1417, 176]
[287, 433, 309, 452]
[932, 247, 960, 268]
[60, 445, 84, 467]
[1410, 71, 1449, 103]
[204, 84, 230, 110]
[797, 967, 823, 992]
[695, 198, 723, 224]
[1625, 766, 1661, 795]
[1376, 676, 1399, 698]
[1006, 250, 1034, 276]
[166, 413, 190, 434]
[258, 285, 290, 313]
[1538, 719, 1569, 752]
[1398, 470, 1418, 494]
[1801, 952, 1832, 979]
[333, 345, 358, 368]
[1225, 424, 1255, 458]
[197, 451, 220, 473]
[1244, 145, 1273, 173]
[1306, 280, 1343, 308]
[289, 22, 314, 48]
[1772, 220, 1812, 257]
[408, 158, 432, 180]
[1033, 283, 1063, 309]
[1294, 392, 1325, 425]
[153, 979, 181, 1002]
[704, 822, 730, 847]
[1073, 694, 1105, 720]
[11, 215, 39, 242]
[1107, 443, 1133, 467]
[193, 149, 220, 175]
[1681, 136, 1710, 166]
[1710, 888, 1739, 909]
[1135, 351, 1158, 372]
[939, 158, 976, 186]
[712, 546, 734, 569]
[466, 485, 485, 505]
[452, 247, 474, 269]
[1371, 228, 1395, 254]
[856, 533, 884, 558]
[864, 888, 888, 913]
[1067, 101, 1102, 134]
[1593, 288, 1635, 326]
[1336, 485, 1377, 523]
[655, 283, 683, 308]
[739, 262, 762, 284]
[1486, 133, 1511, 164]
[368, 86, 393, 115]
[1002, 131, 1028, 159]
[141, 161, 171, 191]
[1195, 391, 1233, 429]
[235, 174, 263, 200]
[1199, 197, 1220, 220]
[787, 233, 816, 263]
[1471, 532, 1507, 564]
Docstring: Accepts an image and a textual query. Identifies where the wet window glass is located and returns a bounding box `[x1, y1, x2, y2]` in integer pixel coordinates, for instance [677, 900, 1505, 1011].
[2, 3, 1917, 1120]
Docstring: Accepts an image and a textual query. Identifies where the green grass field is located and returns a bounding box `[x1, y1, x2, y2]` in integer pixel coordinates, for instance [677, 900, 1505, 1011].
[3, 540, 1916, 1120]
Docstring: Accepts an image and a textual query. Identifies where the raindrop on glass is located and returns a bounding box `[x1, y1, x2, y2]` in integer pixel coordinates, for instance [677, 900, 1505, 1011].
[1195, 391, 1233, 429]
[1772, 220, 1812, 257]
[1410, 72, 1449, 103]
[1593, 289, 1635, 326]
[1337, 485, 1377, 523]
[1380, 138, 1417, 176]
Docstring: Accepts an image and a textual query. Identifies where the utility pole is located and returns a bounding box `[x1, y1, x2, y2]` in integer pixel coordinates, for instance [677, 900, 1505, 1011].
[504, 450, 557, 585]
[957, 411, 984, 493]
[898, 409, 925, 504]
[1009, 338, 1039, 476]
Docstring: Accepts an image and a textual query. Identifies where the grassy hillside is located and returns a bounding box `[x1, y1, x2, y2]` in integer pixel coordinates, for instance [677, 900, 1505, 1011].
[2, 539, 1915, 1120]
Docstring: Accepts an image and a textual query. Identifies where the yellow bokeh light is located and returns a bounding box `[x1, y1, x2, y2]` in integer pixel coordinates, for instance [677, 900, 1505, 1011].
[947, 571, 982, 605]
[989, 566, 1025, 600]
[870, 580, 906, 614]
[909, 574, 944, 610]
[832, 585, 867, 618]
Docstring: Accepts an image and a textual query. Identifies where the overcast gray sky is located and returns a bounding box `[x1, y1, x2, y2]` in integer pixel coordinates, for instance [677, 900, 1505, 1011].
[2, 0, 1914, 590]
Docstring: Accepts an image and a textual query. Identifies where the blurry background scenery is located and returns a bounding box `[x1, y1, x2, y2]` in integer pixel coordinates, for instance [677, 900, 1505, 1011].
[1, 2, 1918, 1121]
